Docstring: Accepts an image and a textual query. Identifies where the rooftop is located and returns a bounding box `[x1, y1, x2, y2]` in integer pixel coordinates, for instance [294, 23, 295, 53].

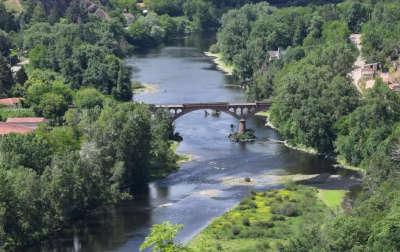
[0, 122, 34, 135]
[6, 117, 48, 124]
[0, 97, 23, 106]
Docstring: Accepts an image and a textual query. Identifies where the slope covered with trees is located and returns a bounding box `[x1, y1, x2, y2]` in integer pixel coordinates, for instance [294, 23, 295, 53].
[0, 0, 182, 248]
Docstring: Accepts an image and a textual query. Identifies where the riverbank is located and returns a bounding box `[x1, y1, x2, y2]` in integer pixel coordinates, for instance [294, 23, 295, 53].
[189, 185, 333, 251]
[132, 83, 159, 94]
[171, 141, 193, 164]
[256, 111, 318, 154]
[204, 52, 234, 75]
[256, 111, 364, 173]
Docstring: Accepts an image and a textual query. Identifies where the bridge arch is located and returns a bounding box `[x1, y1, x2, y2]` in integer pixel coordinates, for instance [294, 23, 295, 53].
[151, 102, 271, 133]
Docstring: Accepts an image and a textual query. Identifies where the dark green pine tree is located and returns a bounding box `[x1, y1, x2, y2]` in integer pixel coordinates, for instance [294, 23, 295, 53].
[0, 55, 13, 96]
[15, 66, 28, 85]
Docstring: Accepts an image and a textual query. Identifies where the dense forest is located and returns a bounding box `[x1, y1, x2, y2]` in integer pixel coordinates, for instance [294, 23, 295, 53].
[0, 0, 400, 250]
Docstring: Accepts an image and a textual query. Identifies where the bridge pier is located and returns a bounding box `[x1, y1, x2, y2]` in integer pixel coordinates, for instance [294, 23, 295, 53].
[238, 119, 246, 134]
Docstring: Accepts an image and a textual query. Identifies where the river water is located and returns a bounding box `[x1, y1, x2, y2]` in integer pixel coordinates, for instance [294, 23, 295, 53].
[31, 35, 361, 252]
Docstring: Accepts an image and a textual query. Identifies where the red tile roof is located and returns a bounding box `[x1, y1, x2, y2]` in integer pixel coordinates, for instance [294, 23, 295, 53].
[6, 117, 48, 123]
[0, 98, 22, 106]
[0, 122, 34, 135]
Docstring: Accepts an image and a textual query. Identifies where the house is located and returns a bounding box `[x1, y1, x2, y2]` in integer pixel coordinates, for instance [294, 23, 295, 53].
[361, 63, 379, 79]
[0, 98, 23, 108]
[268, 48, 282, 62]
[0, 122, 34, 135]
[389, 83, 400, 92]
[6, 117, 48, 129]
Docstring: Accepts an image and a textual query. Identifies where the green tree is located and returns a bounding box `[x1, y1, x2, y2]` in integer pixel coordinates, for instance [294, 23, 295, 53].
[140, 221, 186, 252]
[0, 55, 13, 96]
[0, 133, 52, 173]
[0, 30, 11, 57]
[74, 87, 104, 109]
[335, 81, 400, 166]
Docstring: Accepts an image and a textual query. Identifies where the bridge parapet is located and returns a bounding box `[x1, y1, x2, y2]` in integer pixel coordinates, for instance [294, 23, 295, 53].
[152, 101, 271, 121]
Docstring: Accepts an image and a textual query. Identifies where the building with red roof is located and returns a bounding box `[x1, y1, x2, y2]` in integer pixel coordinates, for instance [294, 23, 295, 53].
[0, 122, 34, 135]
[0, 98, 23, 107]
[6, 117, 48, 128]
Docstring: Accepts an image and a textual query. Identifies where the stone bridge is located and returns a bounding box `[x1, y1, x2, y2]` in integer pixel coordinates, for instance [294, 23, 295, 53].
[151, 102, 271, 133]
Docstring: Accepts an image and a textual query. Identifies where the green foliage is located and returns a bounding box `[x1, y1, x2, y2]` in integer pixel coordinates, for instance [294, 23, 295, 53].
[145, 0, 186, 16]
[0, 108, 35, 121]
[335, 81, 400, 166]
[0, 3, 18, 32]
[23, 21, 133, 100]
[127, 12, 189, 47]
[140, 221, 185, 252]
[25, 72, 73, 122]
[190, 186, 329, 251]
[270, 65, 358, 153]
[74, 87, 104, 109]
[14, 66, 28, 85]
[0, 133, 53, 173]
[361, 1, 400, 64]
[0, 55, 13, 96]
[0, 29, 11, 57]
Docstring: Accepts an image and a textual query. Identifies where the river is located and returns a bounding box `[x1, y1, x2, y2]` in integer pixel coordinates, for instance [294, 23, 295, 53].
[31, 34, 361, 252]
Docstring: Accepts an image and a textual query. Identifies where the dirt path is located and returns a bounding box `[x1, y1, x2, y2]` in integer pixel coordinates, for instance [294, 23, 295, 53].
[349, 34, 365, 92]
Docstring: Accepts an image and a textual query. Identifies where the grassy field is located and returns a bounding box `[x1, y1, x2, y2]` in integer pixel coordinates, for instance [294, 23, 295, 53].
[189, 185, 330, 251]
[317, 189, 346, 210]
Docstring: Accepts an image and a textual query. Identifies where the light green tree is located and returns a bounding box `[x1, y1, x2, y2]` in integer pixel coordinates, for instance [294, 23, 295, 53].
[140, 221, 187, 252]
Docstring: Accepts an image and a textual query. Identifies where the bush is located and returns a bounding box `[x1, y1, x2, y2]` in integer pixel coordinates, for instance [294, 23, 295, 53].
[232, 226, 241, 236]
[272, 203, 301, 217]
[272, 215, 286, 221]
[257, 221, 275, 228]
[242, 217, 251, 226]
[209, 43, 219, 54]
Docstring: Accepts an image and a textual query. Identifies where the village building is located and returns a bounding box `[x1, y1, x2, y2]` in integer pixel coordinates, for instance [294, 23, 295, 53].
[268, 48, 282, 62]
[0, 97, 23, 108]
[0, 122, 34, 135]
[361, 62, 379, 79]
[6, 117, 48, 129]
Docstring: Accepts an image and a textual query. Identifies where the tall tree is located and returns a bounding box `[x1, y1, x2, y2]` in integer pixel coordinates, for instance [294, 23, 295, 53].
[0, 55, 13, 96]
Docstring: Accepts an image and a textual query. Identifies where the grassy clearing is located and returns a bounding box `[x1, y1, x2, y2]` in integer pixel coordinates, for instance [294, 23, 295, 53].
[317, 189, 346, 210]
[189, 186, 329, 251]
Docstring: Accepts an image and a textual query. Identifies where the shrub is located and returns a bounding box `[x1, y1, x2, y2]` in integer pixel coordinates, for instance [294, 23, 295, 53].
[258, 221, 275, 228]
[242, 217, 251, 226]
[256, 241, 271, 250]
[249, 201, 258, 209]
[272, 203, 301, 217]
[272, 215, 286, 221]
[232, 226, 241, 236]
[209, 43, 219, 54]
